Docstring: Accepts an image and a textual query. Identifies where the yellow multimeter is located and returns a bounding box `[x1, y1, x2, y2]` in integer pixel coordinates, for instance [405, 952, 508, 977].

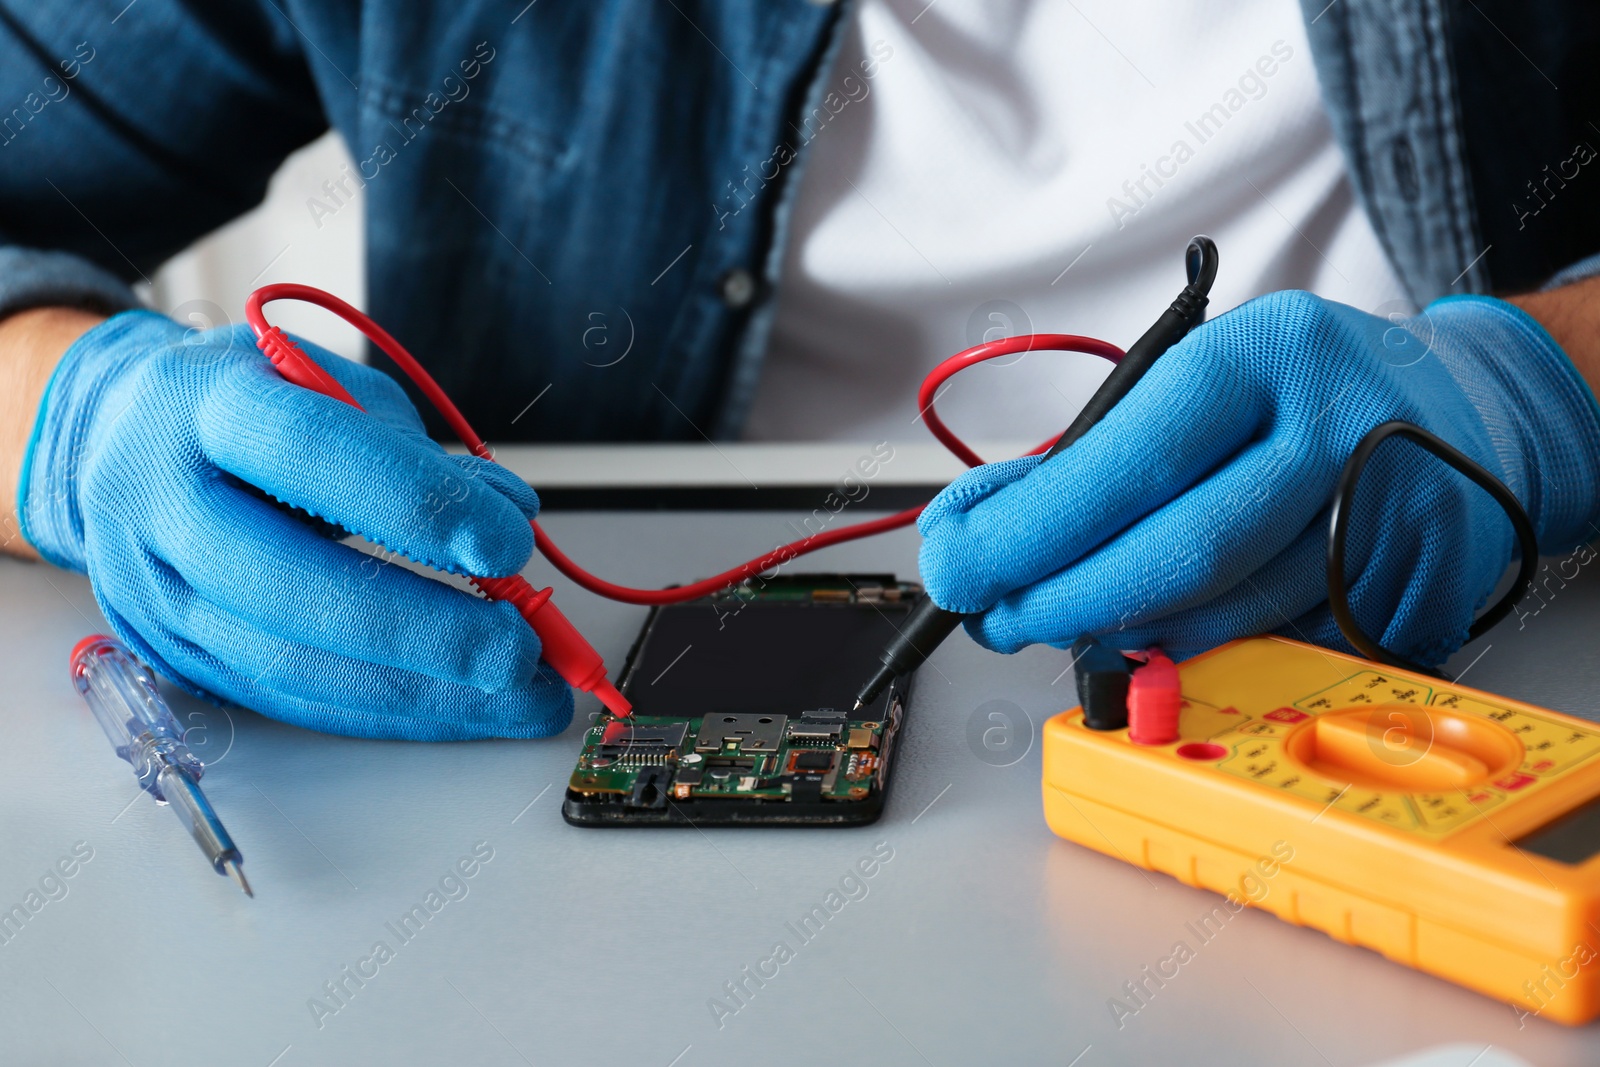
[1042, 635, 1600, 1025]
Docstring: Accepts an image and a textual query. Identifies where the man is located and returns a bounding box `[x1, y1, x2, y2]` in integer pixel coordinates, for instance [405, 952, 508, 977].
[3, 0, 1598, 740]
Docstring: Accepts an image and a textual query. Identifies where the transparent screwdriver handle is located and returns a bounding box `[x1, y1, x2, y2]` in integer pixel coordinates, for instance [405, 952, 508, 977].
[70, 635, 203, 801]
[68, 635, 251, 894]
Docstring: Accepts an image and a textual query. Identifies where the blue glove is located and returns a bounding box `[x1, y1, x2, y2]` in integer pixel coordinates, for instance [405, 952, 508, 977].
[20, 310, 573, 739]
[918, 292, 1600, 666]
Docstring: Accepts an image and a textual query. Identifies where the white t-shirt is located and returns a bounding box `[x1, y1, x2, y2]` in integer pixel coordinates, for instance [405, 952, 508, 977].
[744, 0, 1411, 444]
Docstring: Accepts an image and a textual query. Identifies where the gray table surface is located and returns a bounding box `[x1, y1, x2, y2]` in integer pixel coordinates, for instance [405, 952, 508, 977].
[1, 508, 1594, 1067]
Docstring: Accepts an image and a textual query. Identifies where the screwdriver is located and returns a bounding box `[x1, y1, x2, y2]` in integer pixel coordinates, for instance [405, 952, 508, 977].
[70, 635, 253, 897]
[853, 237, 1218, 710]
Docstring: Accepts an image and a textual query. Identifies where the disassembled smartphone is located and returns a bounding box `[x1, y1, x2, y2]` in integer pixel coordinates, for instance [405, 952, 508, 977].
[562, 574, 921, 827]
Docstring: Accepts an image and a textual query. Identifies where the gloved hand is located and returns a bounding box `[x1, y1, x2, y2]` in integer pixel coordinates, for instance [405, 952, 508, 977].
[918, 291, 1600, 666]
[20, 309, 573, 739]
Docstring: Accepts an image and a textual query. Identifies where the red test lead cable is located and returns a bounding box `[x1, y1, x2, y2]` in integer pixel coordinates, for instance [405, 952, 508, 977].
[245, 285, 1123, 702]
[534, 331, 1120, 604]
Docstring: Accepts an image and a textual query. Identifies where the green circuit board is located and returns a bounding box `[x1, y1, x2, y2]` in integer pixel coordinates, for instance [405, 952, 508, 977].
[563, 575, 918, 822]
[570, 711, 894, 806]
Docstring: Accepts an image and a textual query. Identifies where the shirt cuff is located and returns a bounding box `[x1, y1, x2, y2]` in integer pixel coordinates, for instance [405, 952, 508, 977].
[0, 246, 142, 321]
[1543, 250, 1600, 292]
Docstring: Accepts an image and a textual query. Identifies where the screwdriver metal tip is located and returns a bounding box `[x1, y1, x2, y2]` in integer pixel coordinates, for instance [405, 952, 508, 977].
[223, 857, 253, 898]
[852, 699, 864, 712]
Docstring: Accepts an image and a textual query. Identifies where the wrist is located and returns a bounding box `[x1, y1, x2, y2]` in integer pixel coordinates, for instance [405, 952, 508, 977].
[1506, 274, 1600, 390]
[18, 310, 176, 569]
[2, 306, 106, 560]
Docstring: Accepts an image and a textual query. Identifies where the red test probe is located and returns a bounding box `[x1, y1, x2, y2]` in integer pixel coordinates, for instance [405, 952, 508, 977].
[245, 285, 632, 717]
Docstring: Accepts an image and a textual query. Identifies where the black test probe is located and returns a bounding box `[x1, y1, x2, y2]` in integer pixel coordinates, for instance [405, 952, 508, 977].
[852, 237, 1219, 711]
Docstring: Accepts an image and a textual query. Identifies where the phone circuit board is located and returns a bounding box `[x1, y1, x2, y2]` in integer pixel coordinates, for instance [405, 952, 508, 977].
[562, 574, 920, 826]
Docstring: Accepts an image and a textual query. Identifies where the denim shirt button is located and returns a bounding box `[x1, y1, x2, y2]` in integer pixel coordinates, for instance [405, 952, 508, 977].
[719, 268, 758, 308]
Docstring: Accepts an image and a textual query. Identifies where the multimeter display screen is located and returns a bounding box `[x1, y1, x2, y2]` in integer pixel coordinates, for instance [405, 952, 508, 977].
[1516, 794, 1600, 865]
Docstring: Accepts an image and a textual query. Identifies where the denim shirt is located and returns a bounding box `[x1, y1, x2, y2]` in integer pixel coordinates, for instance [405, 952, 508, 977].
[1300, 0, 1600, 301]
[2, 0, 1597, 442]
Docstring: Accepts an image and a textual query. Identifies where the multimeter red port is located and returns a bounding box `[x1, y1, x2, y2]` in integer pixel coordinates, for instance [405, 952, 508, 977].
[1043, 636, 1600, 1025]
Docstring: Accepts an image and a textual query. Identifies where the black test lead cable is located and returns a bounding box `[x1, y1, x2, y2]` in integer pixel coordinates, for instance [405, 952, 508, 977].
[852, 236, 1220, 711]
[1326, 420, 1538, 678]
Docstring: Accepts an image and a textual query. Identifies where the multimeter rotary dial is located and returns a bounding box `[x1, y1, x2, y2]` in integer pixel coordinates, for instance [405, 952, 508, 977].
[1281, 704, 1524, 792]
